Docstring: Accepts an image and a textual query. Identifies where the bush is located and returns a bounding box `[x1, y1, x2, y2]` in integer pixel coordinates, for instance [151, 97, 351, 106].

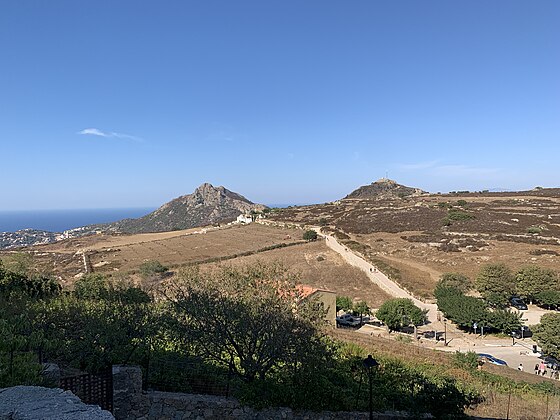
[139, 260, 168, 280]
[303, 230, 318, 241]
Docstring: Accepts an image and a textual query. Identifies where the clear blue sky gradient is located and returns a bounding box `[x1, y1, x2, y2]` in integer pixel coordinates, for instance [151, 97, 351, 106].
[1, 1, 559, 209]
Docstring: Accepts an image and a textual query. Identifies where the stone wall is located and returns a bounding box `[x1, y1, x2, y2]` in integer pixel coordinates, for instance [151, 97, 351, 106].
[112, 365, 417, 420]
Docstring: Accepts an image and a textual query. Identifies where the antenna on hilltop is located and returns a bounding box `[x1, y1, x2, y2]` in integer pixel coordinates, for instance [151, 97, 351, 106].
[385, 171, 388, 180]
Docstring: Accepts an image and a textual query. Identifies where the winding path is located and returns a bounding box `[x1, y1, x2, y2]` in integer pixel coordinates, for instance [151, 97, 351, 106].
[316, 230, 439, 323]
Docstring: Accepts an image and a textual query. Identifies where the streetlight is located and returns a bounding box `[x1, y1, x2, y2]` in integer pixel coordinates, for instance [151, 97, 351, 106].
[363, 354, 379, 420]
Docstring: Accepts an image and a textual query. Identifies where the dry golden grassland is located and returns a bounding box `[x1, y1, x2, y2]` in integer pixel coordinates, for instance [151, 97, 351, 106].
[201, 240, 392, 308]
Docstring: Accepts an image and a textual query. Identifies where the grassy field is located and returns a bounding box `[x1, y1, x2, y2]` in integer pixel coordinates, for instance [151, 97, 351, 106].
[201, 240, 392, 308]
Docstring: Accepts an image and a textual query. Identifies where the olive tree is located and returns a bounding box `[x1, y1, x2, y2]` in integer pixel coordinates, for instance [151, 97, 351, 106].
[164, 262, 327, 382]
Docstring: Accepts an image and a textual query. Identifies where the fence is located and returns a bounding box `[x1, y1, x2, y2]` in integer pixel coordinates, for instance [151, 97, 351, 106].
[143, 354, 232, 397]
[466, 387, 560, 420]
[59, 369, 113, 412]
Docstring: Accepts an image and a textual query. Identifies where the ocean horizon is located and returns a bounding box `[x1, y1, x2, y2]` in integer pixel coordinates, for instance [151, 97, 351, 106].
[0, 208, 156, 233]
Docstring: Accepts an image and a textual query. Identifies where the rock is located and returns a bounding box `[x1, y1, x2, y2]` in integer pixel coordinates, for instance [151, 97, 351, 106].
[0, 386, 114, 419]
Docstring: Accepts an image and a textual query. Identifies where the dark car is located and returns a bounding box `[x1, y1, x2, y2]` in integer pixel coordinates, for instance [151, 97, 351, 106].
[544, 356, 560, 369]
[511, 326, 532, 339]
[477, 353, 508, 366]
[510, 297, 528, 310]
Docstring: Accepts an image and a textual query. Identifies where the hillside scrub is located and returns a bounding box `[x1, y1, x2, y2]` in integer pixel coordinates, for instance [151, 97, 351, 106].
[0, 262, 485, 417]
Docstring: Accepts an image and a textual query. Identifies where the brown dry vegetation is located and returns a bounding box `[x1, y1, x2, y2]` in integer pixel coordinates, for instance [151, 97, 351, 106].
[0, 224, 303, 282]
[269, 193, 560, 299]
[200, 240, 392, 308]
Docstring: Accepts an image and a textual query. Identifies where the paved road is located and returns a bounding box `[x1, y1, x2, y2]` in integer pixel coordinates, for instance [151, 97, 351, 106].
[316, 230, 439, 323]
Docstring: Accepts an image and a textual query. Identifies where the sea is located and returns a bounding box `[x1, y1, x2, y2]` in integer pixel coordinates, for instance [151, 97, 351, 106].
[0, 203, 310, 233]
[0, 208, 155, 233]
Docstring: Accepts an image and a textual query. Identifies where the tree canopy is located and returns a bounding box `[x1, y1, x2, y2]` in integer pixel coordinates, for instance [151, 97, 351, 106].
[533, 313, 560, 359]
[375, 298, 426, 331]
[475, 264, 515, 308]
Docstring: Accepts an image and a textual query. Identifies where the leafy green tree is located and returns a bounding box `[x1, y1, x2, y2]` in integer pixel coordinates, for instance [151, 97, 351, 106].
[336, 295, 353, 312]
[475, 264, 515, 308]
[303, 230, 318, 241]
[533, 313, 560, 359]
[353, 300, 370, 324]
[534, 290, 560, 309]
[438, 273, 472, 294]
[487, 309, 521, 333]
[166, 263, 327, 382]
[435, 286, 488, 330]
[516, 266, 558, 304]
[375, 298, 426, 332]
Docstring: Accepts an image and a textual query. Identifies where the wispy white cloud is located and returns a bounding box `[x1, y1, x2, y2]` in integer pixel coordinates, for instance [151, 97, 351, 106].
[78, 128, 143, 142]
[397, 161, 500, 177]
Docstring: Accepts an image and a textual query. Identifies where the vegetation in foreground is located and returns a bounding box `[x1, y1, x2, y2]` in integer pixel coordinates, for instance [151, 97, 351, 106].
[1, 259, 559, 418]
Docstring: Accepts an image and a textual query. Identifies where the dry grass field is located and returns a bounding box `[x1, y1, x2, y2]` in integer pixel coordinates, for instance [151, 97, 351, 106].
[1, 224, 303, 282]
[200, 240, 392, 308]
[269, 193, 560, 299]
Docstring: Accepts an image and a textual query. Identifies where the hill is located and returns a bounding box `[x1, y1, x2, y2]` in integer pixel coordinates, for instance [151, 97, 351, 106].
[345, 178, 426, 199]
[108, 183, 265, 234]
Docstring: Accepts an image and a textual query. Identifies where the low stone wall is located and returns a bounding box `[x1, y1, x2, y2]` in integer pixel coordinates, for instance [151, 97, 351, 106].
[112, 365, 416, 420]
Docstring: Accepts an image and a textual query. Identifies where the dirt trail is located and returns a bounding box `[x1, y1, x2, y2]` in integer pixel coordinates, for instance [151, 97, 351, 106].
[316, 230, 439, 323]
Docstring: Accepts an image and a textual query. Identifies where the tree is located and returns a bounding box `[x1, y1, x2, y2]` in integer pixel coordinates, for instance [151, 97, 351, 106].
[516, 266, 558, 304]
[336, 296, 353, 312]
[475, 264, 515, 308]
[303, 230, 318, 241]
[534, 290, 560, 309]
[353, 300, 370, 325]
[487, 309, 521, 333]
[165, 262, 327, 382]
[533, 313, 560, 359]
[438, 273, 472, 294]
[435, 286, 488, 330]
[375, 298, 426, 332]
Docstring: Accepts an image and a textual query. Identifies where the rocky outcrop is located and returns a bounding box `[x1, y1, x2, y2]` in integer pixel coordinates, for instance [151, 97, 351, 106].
[110, 183, 266, 233]
[345, 178, 426, 200]
[0, 386, 114, 420]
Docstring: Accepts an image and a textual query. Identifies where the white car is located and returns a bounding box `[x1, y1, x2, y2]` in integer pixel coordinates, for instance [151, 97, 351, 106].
[336, 313, 362, 327]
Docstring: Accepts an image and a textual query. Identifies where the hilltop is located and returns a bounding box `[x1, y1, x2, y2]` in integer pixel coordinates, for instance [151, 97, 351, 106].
[108, 183, 266, 234]
[345, 178, 426, 199]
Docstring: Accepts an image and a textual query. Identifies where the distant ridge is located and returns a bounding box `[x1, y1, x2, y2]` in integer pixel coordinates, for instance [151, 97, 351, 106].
[110, 183, 266, 233]
[345, 178, 427, 200]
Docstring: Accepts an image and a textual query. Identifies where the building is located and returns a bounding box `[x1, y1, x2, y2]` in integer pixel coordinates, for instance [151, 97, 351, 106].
[297, 285, 337, 327]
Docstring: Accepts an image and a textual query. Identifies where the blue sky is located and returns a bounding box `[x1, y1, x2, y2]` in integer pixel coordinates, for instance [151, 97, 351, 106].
[1, 1, 559, 210]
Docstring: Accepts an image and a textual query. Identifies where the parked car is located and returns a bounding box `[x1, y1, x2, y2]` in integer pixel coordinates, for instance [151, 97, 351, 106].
[477, 353, 508, 366]
[511, 326, 532, 339]
[336, 313, 361, 327]
[544, 356, 560, 369]
[510, 297, 528, 310]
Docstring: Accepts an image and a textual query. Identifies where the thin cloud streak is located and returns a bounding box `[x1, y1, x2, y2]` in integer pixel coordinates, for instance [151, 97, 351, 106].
[78, 128, 143, 142]
[398, 160, 500, 177]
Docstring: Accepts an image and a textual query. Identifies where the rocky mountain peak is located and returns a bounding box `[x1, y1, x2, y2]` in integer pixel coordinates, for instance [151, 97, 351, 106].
[345, 179, 426, 200]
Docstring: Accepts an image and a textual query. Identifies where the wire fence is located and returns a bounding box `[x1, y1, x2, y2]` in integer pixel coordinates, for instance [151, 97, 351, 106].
[143, 354, 233, 397]
[466, 386, 560, 420]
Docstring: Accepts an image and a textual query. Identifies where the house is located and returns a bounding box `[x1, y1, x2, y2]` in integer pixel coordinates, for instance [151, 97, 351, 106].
[236, 214, 253, 224]
[297, 285, 337, 327]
